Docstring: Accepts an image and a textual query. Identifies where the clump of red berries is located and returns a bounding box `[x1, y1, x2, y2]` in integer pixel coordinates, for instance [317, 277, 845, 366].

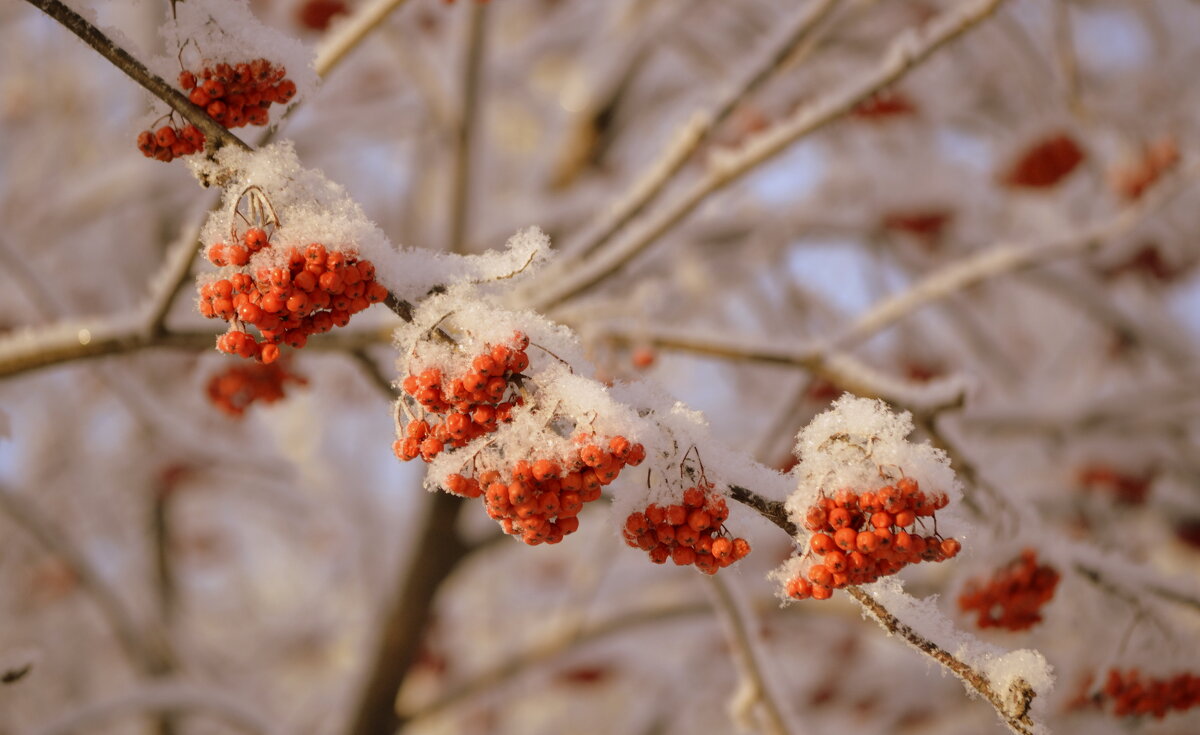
[393, 333, 531, 462]
[460, 435, 645, 545]
[424, 431, 644, 545]
[785, 477, 959, 601]
[136, 58, 296, 162]
[957, 549, 1059, 631]
[1101, 669, 1200, 719]
[623, 481, 750, 574]
[1000, 132, 1085, 189]
[198, 228, 387, 363]
[137, 123, 205, 162]
[206, 360, 307, 417]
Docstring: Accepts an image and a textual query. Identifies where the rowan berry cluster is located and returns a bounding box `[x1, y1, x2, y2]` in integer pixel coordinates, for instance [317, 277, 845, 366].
[622, 483, 750, 574]
[458, 435, 646, 545]
[785, 477, 959, 601]
[205, 360, 307, 417]
[1001, 132, 1085, 189]
[393, 334, 531, 462]
[1101, 669, 1200, 719]
[136, 123, 205, 162]
[136, 58, 296, 162]
[957, 549, 1059, 631]
[198, 229, 386, 363]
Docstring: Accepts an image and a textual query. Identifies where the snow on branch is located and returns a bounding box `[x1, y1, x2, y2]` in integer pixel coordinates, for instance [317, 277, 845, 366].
[523, 0, 1010, 311]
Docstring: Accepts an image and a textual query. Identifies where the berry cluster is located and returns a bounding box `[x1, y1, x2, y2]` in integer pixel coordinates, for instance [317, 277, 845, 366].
[393, 334, 531, 462]
[206, 360, 307, 417]
[1102, 669, 1200, 719]
[785, 477, 959, 601]
[137, 124, 206, 162]
[1076, 464, 1152, 505]
[136, 58, 296, 162]
[198, 231, 386, 363]
[622, 483, 750, 574]
[447, 435, 645, 545]
[1001, 132, 1085, 189]
[957, 549, 1059, 631]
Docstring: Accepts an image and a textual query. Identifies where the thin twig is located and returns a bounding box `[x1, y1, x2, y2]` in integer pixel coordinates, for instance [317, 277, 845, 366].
[24, 0, 249, 153]
[833, 162, 1200, 349]
[706, 577, 796, 735]
[599, 326, 966, 414]
[565, 0, 842, 258]
[397, 601, 714, 726]
[0, 485, 175, 676]
[315, 0, 413, 77]
[526, 0, 1009, 310]
[845, 587, 1037, 735]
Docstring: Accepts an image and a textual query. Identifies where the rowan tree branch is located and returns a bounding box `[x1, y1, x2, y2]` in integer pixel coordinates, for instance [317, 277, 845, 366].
[447, 2, 488, 255]
[833, 161, 1200, 350]
[565, 0, 842, 258]
[526, 0, 1009, 310]
[23, 0, 249, 153]
[845, 587, 1037, 735]
[314, 0, 413, 77]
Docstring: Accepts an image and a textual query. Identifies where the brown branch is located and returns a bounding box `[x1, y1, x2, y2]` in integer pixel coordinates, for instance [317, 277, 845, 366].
[346, 492, 470, 735]
[24, 0, 249, 154]
[845, 587, 1037, 735]
[446, 2, 488, 255]
[729, 485, 797, 536]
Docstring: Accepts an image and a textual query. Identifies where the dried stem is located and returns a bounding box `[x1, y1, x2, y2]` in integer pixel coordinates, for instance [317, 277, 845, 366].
[566, 0, 842, 258]
[23, 0, 249, 153]
[845, 587, 1037, 735]
[527, 0, 1009, 310]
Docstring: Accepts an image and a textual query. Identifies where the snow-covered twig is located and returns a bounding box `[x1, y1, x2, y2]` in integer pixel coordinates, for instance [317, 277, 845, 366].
[834, 161, 1200, 349]
[526, 0, 1009, 310]
[314, 0, 413, 77]
[565, 0, 842, 259]
[706, 577, 798, 735]
[23, 0, 250, 154]
[845, 587, 1038, 735]
[598, 326, 967, 414]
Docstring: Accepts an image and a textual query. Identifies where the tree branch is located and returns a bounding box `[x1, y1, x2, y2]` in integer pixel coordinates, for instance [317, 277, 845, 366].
[24, 0, 249, 154]
[845, 587, 1037, 735]
[525, 0, 1009, 310]
[565, 0, 842, 258]
[446, 2, 488, 255]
